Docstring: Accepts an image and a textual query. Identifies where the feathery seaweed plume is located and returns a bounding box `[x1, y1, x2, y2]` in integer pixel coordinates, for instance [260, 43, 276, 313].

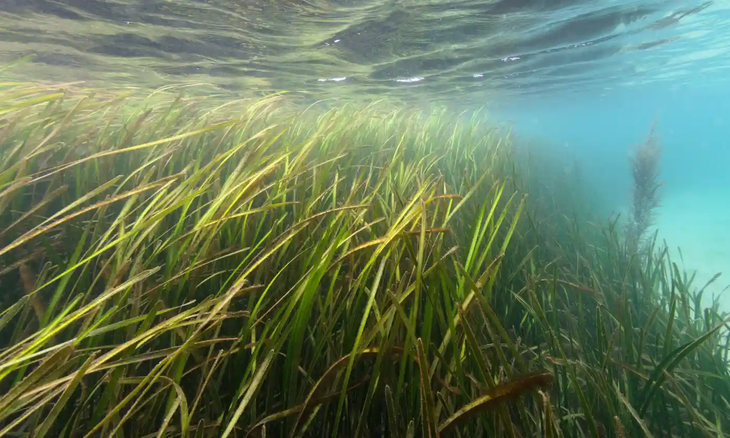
[626, 122, 663, 255]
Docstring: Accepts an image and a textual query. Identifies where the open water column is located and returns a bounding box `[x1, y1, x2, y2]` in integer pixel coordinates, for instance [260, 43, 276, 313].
[497, 24, 730, 310]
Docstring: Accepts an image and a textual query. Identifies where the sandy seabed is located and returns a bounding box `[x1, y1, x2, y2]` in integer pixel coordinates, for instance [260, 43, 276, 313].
[651, 189, 730, 310]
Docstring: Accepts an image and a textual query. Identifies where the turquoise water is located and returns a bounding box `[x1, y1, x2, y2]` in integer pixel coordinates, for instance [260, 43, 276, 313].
[504, 84, 730, 307]
[1, 0, 728, 300]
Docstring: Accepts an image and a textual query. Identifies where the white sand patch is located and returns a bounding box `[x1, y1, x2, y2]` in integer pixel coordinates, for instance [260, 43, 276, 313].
[611, 189, 730, 311]
[651, 189, 730, 309]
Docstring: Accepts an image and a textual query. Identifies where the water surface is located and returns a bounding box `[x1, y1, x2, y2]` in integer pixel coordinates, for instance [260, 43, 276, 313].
[1, 0, 727, 103]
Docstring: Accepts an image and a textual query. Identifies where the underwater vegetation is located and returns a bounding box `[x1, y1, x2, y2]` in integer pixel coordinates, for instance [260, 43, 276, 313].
[0, 80, 728, 438]
[626, 122, 663, 256]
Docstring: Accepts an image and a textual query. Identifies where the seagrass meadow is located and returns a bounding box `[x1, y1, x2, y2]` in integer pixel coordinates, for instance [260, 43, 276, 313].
[0, 80, 729, 438]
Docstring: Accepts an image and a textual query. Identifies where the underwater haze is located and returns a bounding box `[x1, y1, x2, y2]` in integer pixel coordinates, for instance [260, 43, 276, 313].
[500, 82, 730, 310]
[1, 0, 730, 437]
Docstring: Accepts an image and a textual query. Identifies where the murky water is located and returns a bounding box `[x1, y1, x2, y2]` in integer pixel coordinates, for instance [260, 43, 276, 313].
[1, 0, 727, 103]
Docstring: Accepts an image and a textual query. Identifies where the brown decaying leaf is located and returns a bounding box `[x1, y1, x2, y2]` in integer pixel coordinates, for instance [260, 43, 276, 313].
[438, 371, 554, 436]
